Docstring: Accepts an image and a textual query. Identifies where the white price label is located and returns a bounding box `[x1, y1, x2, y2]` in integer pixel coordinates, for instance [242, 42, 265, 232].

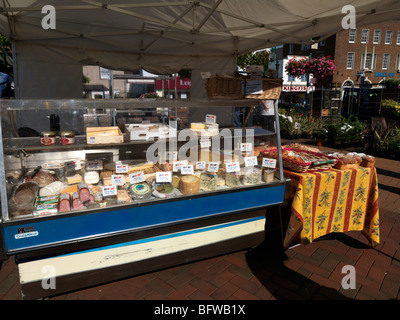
[181, 165, 194, 175]
[129, 171, 145, 184]
[102, 185, 117, 197]
[200, 138, 211, 148]
[208, 162, 219, 172]
[241, 143, 253, 152]
[88, 136, 96, 144]
[87, 160, 103, 171]
[64, 160, 76, 171]
[205, 114, 217, 123]
[172, 160, 188, 172]
[262, 158, 277, 169]
[196, 161, 206, 170]
[226, 162, 240, 173]
[116, 164, 129, 173]
[166, 151, 178, 161]
[112, 174, 125, 186]
[156, 171, 172, 183]
[245, 156, 258, 167]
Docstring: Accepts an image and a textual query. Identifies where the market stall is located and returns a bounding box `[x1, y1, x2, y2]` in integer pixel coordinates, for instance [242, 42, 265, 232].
[0, 0, 396, 300]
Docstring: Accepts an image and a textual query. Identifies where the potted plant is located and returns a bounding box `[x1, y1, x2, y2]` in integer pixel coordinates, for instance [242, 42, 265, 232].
[313, 129, 328, 147]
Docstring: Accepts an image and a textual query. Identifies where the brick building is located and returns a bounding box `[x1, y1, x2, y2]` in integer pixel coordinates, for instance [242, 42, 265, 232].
[332, 21, 400, 87]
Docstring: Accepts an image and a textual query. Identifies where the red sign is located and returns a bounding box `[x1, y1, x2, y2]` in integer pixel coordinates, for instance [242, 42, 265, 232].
[156, 77, 191, 90]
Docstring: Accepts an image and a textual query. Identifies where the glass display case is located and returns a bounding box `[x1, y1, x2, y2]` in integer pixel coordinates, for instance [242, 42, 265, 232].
[0, 98, 286, 299]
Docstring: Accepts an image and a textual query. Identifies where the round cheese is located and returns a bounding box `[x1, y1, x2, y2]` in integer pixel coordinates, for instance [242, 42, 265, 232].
[84, 171, 100, 185]
[130, 182, 152, 200]
[180, 175, 200, 195]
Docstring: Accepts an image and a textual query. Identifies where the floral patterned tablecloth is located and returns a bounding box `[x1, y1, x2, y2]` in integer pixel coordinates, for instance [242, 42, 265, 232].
[283, 167, 380, 249]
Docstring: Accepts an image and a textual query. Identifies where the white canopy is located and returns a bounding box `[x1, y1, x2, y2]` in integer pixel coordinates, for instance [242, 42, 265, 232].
[0, 0, 399, 98]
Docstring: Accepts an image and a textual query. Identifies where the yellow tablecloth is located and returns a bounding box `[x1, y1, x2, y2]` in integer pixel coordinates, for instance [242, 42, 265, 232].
[283, 167, 380, 249]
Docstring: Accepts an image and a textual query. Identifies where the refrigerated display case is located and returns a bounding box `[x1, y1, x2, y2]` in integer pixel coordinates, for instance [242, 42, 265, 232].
[0, 98, 286, 299]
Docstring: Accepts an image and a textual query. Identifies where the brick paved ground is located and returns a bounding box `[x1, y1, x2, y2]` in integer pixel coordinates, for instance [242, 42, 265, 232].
[0, 141, 399, 300]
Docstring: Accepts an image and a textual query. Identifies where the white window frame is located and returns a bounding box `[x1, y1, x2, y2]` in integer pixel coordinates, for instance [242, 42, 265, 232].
[361, 29, 369, 43]
[397, 31, 400, 45]
[99, 67, 111, 80]
[382, 53, 390, 70]
[349, 29, 356, 43]
[347, 52, 355, 69]
[396, 54, 400, 71]
[361, 52, 377, 71]
[373, 30, 381, 44]
[385, 30, 393, 45]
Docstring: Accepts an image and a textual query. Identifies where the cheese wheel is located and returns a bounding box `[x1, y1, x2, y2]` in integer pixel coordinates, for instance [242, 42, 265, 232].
[84, 171, 100, 184]
[180, 175, 200, 195]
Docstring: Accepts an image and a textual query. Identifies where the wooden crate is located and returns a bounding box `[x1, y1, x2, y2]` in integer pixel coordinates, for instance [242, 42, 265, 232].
[86, 127, 124, 144]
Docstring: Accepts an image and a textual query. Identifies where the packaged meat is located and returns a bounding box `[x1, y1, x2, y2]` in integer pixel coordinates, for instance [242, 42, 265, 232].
[200, 173, 217, 191]
[39, 181, 64, 197]
[72, 192, 85, 210]
[59, 193, 71, 213]
[36, 195, 59, 205]
[180, 175, 200, 195]
[34, 203, 58, 215]
[78, 182, 91, 203]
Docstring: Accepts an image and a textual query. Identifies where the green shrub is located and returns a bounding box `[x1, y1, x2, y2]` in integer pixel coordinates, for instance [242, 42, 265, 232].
[381, 99, 400, 118]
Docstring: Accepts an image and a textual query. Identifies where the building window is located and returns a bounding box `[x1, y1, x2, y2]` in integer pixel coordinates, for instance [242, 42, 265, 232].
[288, 75, 295, 82]
[300, 74, 308, 82]
[99, 67, 111, 80]
[301, 44, 310, 51]
[361, 53, 377, 70]
[373, 30, 381, 44]
[397, 31, 400, 45]
[289, 44, 293, 54]
[349, 29, 356, 43]
[361, 29, 369, 43]
[347, 52, 355, 69]
[396, 54, 400, 70]
[382, 53, 390, 70]
[385, 31, 393, 44]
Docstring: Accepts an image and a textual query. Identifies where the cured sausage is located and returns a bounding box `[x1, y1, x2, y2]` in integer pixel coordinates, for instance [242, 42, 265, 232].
[59, 193, 71, 213]
[72, 192, 85, 210]
[78, 182, 91, 203]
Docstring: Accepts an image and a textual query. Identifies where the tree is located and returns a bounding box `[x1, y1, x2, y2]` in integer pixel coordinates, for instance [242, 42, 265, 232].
[0, 34, 13, 76]
[236, 50, 269, 70]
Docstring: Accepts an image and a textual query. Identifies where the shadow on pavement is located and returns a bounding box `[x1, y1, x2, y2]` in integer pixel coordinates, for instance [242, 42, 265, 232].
[245, 240, 351, 300]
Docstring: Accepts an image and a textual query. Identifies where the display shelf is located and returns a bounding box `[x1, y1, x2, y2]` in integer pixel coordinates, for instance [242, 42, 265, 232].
[2, 127, 275, 152]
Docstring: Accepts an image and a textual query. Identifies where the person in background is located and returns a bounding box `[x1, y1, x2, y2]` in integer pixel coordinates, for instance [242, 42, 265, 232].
[260, 99, 276, 132]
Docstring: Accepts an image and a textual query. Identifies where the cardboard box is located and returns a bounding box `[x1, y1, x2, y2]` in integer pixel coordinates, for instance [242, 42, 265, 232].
[125, 123, 177, 141]
[86, 127, 124, 144]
